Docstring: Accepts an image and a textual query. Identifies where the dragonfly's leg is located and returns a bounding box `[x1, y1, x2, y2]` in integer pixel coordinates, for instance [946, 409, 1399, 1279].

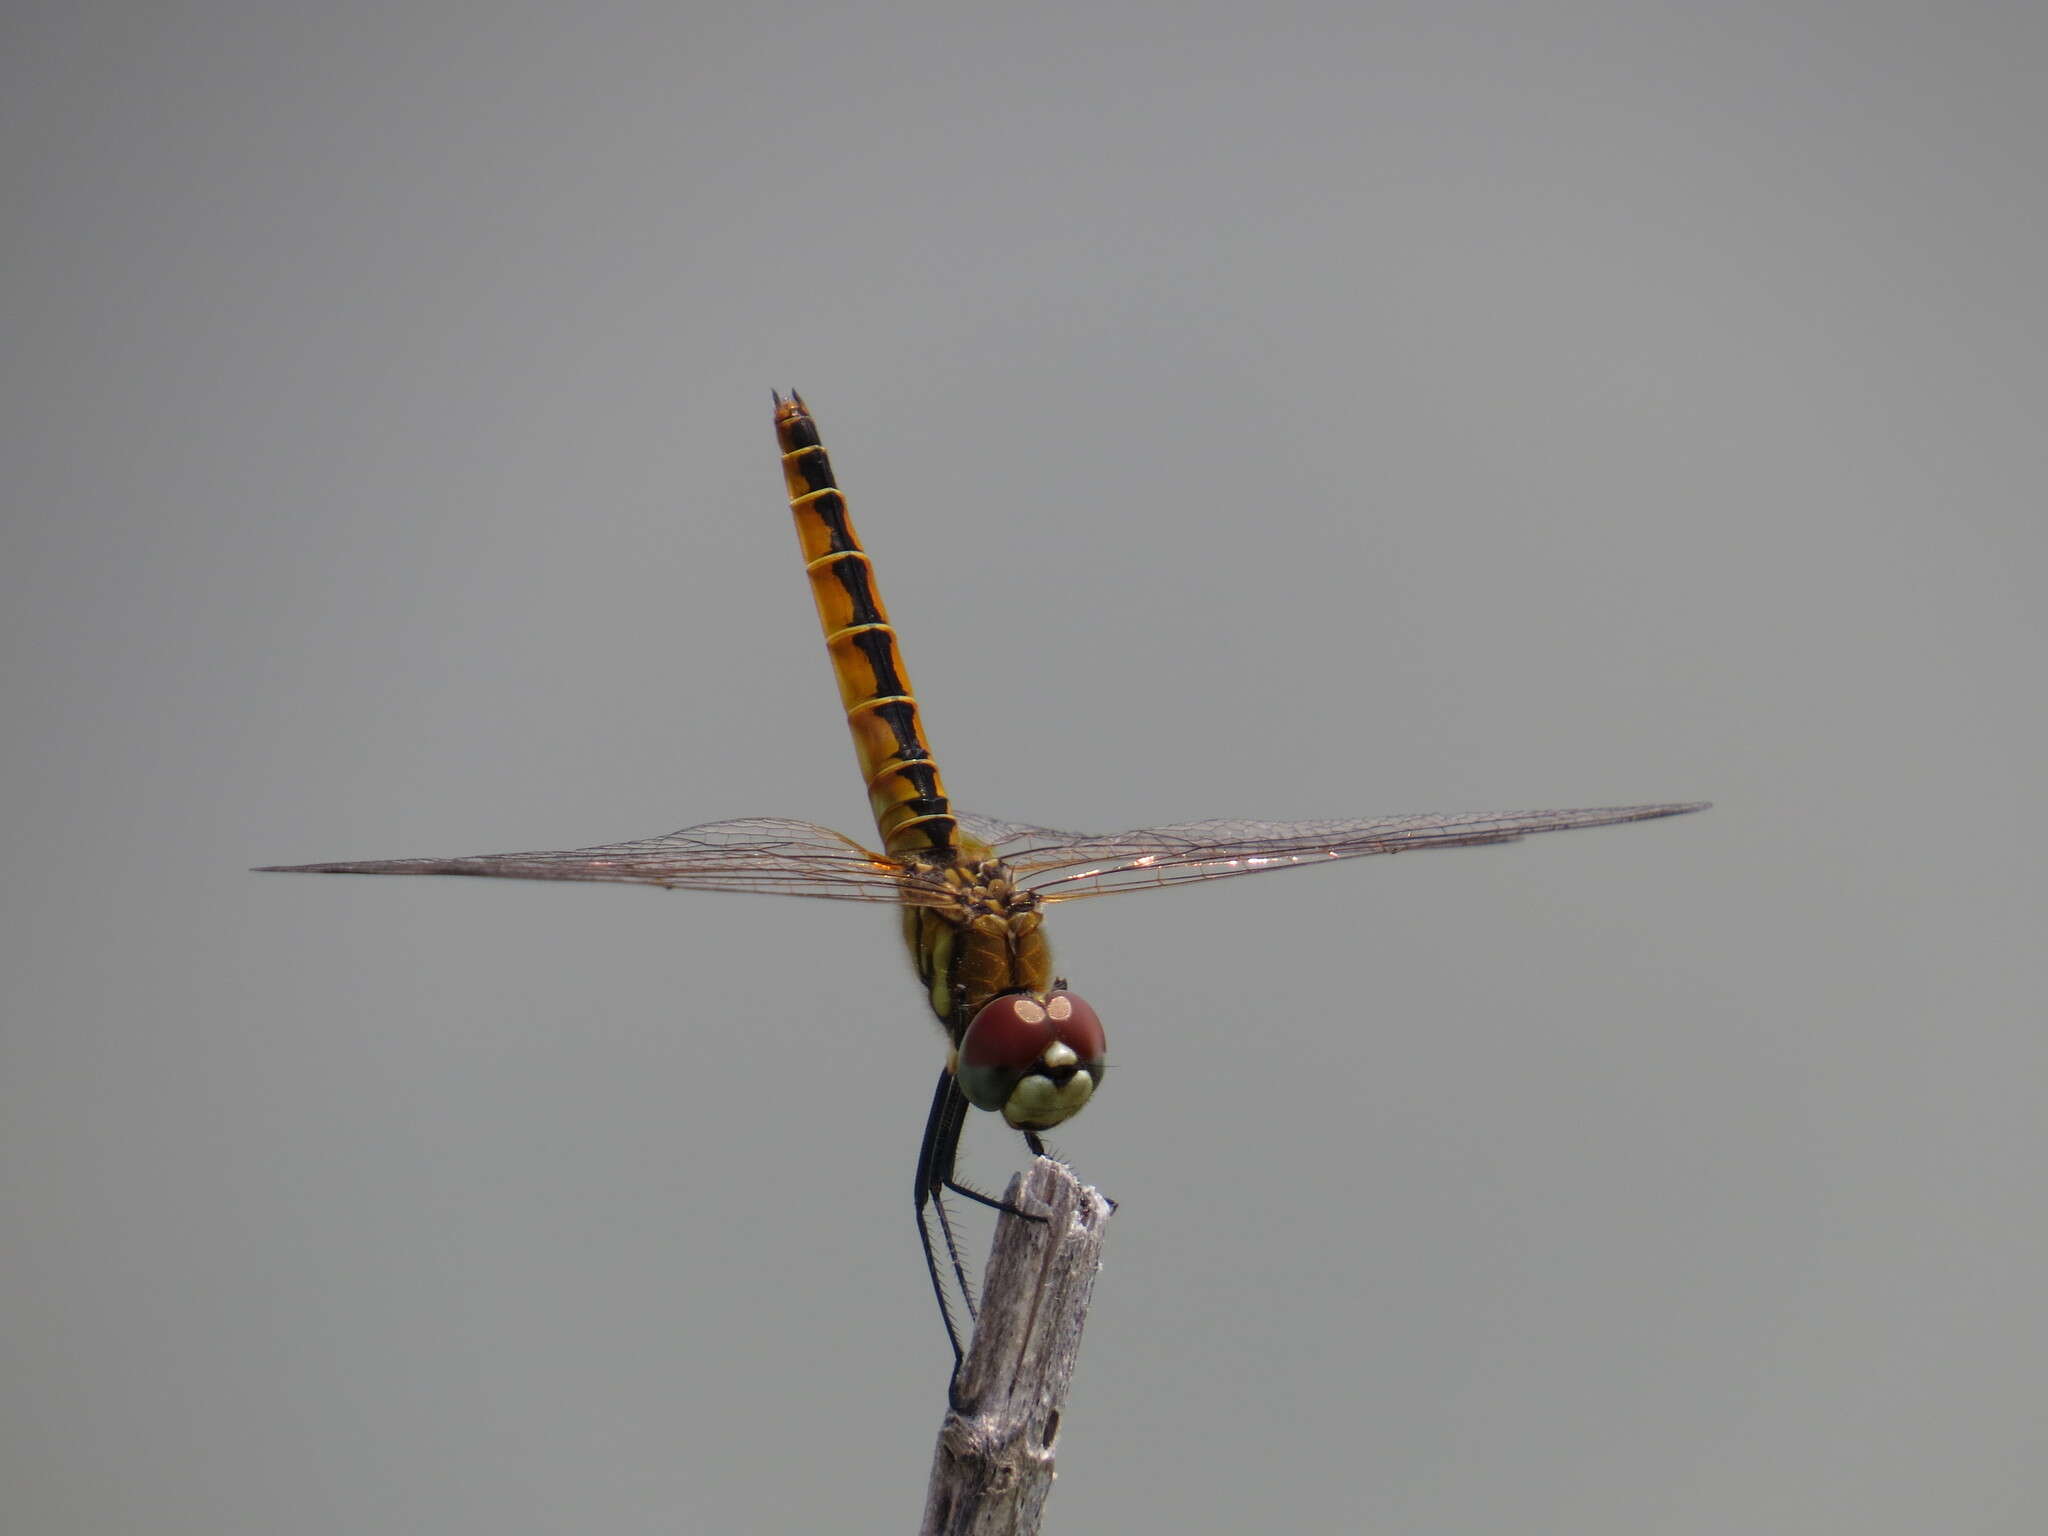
[940, 1122, 1055, 1220]
[941, 1168, 1050, 1219]
[914, 1069, 1057, 1400]
[932, 1188, 977, 1317]
[917, 1070, 985, 1298]
[915, 1069, 975, 1378]
[1021, 1128, 1116, 1210]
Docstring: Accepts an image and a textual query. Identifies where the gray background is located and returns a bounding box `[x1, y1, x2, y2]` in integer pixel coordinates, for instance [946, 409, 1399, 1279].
[6, 3, 2044, 1532]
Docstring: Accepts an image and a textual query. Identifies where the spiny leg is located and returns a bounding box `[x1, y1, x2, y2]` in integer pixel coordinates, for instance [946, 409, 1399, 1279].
[914, 1069, 977, 1376]
[914, 1067, 1054, 1392]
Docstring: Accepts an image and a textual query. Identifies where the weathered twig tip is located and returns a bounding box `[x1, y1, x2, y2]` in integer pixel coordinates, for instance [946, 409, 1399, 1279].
[920, 1158, 1112, 1536]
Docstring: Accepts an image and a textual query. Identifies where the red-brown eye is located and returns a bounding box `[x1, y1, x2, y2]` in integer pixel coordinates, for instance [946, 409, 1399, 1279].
[1043, 991, 1105, 1068]
[956, 991, 1107, 1127]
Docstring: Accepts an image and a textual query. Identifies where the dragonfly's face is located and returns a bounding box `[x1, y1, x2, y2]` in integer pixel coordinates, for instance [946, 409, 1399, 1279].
[954, 991, 1107, 1131]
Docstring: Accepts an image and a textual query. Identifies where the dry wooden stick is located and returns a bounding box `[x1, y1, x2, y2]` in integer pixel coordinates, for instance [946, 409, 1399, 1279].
[919, 1158, 1113, 1535]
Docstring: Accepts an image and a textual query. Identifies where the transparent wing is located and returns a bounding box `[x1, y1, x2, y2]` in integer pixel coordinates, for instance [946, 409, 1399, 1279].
[255, 815, 957, 906]
[953, 802, 1709, 901]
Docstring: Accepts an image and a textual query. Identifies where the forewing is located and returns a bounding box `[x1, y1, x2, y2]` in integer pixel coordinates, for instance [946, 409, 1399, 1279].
[951, 811, 1093, 858]
[954, 803, 1710, 901]
[256, 816, 952, 905]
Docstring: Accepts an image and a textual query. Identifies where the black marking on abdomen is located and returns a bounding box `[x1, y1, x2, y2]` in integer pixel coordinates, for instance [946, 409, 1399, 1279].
[828, 553, 885, 626]
[805, 487, 861, 554]
[873, 699, 931, 759]
[891, 768, 947, 813]
[783, 413, 824, 453]
[851, 627, 905, 696]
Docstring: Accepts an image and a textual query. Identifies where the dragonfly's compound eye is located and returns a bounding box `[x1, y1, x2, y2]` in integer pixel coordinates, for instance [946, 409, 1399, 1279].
[956, 991, 1108, 1131]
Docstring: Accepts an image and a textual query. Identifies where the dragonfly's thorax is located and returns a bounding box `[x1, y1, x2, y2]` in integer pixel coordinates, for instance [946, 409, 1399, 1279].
[903, 855, 1056, 1040]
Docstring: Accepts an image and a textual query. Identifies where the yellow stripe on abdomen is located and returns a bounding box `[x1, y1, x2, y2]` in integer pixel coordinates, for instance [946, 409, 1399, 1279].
[774, 393, 955, 859]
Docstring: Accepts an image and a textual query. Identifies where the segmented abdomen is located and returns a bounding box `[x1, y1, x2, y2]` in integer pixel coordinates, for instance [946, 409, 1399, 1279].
[774, 393, 956, 860]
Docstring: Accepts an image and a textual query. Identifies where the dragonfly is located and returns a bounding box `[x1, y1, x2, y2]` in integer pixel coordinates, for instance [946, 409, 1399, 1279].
[260, 391, 1707, 1373]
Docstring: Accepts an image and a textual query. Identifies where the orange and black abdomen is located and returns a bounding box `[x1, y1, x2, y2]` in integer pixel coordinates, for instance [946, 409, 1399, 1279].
[774, 393, 956, 860]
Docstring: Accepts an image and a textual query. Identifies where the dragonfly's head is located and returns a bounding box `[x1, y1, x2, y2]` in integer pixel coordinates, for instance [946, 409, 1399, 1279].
[954, 990, 1107, 1131]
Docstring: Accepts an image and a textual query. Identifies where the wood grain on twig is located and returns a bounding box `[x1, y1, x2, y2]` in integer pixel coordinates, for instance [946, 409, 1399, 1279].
[919, 1159, 1112, 1535]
